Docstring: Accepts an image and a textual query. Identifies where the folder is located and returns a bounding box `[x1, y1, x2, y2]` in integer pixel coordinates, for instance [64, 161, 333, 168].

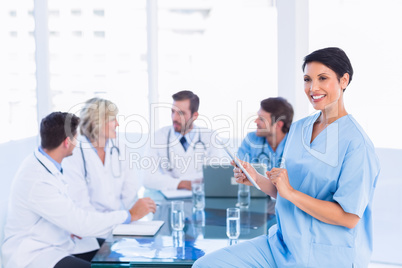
[161, 189, 192, 199]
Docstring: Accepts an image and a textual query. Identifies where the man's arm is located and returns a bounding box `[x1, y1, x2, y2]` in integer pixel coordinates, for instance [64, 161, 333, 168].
[142, 140, 184, 191]
[28, 180, 128, 238]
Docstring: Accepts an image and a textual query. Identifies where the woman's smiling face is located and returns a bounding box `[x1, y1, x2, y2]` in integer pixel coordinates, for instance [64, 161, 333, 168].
[303, 61, 349, 111]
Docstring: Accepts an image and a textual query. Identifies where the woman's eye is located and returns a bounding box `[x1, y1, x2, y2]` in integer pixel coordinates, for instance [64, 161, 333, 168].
[319, 76, 327, 81]
[304, 78, 311, 82]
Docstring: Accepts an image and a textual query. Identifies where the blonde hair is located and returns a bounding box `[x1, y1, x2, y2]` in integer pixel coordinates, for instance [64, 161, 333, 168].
[80, 97, 119, 141]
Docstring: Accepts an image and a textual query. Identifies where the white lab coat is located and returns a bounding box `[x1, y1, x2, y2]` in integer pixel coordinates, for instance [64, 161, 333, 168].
[1, 149, 128, 268]
[63, 136, 138, 212]
[143, 126, 226, 191]
[62, 136, 138, 253]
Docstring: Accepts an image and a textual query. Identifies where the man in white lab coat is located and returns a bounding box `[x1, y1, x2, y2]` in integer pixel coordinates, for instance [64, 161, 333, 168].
[143, 90, 225, 191]
[1, 112, 156, 268]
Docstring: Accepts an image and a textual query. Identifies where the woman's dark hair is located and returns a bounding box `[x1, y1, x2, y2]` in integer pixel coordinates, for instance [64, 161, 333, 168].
[302, 47, 354, 91]
[172, 90, 200, 114]
[260, 97, 294, 134]
[40, 112, 80, 150]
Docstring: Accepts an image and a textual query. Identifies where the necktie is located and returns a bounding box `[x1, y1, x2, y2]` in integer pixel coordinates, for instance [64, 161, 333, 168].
[180, 136, 188, 151]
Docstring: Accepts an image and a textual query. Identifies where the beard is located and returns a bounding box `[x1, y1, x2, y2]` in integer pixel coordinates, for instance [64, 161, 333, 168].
[173, 120, 194, 134]
[256, 128, 273, 138]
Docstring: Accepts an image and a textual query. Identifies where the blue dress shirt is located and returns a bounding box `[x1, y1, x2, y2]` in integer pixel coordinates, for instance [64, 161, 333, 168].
[38, 146, 63, 173]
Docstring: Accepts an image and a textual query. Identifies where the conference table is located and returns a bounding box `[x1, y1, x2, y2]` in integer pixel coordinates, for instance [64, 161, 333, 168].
[91, 190, 276, 267]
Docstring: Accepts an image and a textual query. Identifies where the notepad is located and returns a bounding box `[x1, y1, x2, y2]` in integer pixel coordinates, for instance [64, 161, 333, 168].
[161, 189, 192, 199]
[112, 221, 164, 236]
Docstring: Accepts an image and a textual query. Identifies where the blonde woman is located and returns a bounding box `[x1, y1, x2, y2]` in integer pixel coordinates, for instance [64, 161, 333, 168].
[63, 98, 156, 254]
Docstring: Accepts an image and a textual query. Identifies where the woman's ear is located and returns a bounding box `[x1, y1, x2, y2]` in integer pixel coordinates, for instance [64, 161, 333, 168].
[340, 73, 350, 90]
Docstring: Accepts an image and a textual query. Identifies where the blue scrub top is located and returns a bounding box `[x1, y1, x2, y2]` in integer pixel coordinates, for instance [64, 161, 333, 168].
[269, 112, 380, 267]
[237, 132, 288, 170]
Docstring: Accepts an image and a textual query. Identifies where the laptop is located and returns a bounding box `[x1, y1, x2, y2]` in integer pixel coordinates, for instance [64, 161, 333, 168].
[203, 164, 268, 198]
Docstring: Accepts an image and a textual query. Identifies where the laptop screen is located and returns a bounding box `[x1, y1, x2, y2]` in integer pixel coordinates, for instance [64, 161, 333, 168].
[203, 164, 267, 198]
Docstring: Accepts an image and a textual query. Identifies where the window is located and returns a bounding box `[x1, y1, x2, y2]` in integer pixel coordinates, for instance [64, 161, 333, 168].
[47, 0, 148, 134]
[0, 1, 37, 143]
[93, 31, 105, 38]
[93, 9, 105, 16]
[72, 31, 82, 37]
[48, 10, 60, 17]
[156, 0, 278, 142]
[71, 9, 82, 16]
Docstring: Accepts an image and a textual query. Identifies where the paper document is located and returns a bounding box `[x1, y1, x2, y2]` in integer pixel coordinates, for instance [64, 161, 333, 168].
[112, 220, 164, 236]
[161, 189, 192, 199]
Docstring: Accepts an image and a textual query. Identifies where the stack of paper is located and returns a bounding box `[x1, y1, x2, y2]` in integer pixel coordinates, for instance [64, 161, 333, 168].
[161, 189, 192, 199]
[112, 221, 164, 236]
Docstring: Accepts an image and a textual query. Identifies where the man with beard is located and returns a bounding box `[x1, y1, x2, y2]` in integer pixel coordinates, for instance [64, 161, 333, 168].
[144, 90, 223, 191]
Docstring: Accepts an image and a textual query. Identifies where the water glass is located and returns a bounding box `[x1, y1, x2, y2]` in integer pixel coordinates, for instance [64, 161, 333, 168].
[172, 230, 185, 259]
[192, 209, 205, 227]
[192, 181, 205, 210]
[226, 208, 240, 240]
[237, 184, 250, 208]
[171, 201, 185, 231]
[192, 209, 205, 238]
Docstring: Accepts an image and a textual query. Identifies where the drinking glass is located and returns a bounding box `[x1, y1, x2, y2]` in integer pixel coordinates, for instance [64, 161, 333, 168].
[171, 201, 185, 231]
[226, 208, 240, 241]
[192, 181, 205, 210]
[237, 183, 250, 208]
[172, 230, 185, 259]
[192, 209, 205, 238]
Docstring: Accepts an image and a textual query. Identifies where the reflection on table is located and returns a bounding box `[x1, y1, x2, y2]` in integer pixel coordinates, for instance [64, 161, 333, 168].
[91, 190, 276, 267]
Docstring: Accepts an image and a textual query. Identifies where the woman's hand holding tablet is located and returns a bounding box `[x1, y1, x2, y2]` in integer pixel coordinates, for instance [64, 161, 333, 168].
[215, 136, 261, 190]
[230, 159, 261, 190]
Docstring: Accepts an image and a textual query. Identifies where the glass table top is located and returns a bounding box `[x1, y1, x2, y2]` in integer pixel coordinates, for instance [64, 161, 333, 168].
[91, 191, 276, 267]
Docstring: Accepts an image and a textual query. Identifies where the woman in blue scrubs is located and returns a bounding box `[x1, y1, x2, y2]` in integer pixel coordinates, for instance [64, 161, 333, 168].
[193, 47, 380, 267]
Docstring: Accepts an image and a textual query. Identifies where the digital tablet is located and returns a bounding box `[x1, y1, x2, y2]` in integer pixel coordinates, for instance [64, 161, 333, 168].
[218, 140, 261, 190]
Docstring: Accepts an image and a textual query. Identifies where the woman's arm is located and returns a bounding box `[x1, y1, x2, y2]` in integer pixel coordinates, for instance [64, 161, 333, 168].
[268, 168, 360, 229]
[232, 160, 278, 198]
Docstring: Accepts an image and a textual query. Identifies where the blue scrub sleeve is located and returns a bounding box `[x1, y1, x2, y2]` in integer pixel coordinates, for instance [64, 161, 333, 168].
[237, 135, 251, 161]
[333, 143, 379, 218]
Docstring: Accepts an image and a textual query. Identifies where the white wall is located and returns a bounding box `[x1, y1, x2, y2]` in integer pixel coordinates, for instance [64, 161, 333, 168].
[371, 148, 402, 265]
